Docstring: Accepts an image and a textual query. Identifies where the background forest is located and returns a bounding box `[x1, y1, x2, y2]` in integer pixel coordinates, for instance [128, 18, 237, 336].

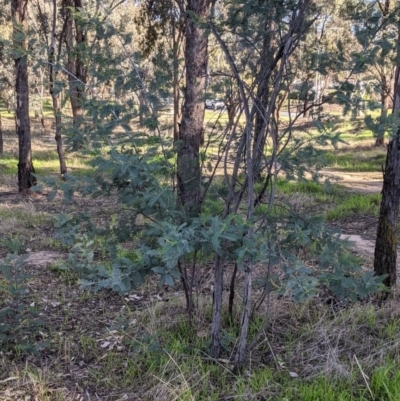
[1, 0, 400, 399]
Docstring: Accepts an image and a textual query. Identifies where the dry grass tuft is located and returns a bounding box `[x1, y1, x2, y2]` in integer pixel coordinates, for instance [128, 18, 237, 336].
[252, 295, 400, 380]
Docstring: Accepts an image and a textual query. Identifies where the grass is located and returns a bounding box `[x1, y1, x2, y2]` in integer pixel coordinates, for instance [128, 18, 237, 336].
[324, 148, 386, 172]
[326, 192, 380, 221]
[0, 114, 394, 400]
[0, 204, 53, 254]
[2, 284, 400, 400]
[0, 149, 91, 175]
[277, 179, 381, 221]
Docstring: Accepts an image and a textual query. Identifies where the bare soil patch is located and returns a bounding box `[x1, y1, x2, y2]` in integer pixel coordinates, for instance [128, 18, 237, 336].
[323, 169, 383, 193]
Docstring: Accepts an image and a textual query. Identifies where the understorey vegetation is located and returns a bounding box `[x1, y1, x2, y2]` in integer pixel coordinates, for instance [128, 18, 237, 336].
[1, 0, 400, 399]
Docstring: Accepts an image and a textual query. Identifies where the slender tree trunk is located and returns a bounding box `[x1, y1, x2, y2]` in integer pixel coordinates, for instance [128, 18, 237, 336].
[12, 0, 36, 193]
[63, 0, 86, 150]
[0, 115, 3, 154]
[210, 254, 224, 357]
[50, 0, 67, 176]
[177, 0, 210, 217]
[233, 261, 252, 372]
[172, 20, 183, 142]
[373, 25, 400, 288]
[375, 78, 390, 147]
[252, 16, 274, 181]
[375, 0, 392, 147]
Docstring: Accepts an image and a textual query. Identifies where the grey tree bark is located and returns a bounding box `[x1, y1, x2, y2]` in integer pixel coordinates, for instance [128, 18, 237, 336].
[375, 0, 393, 147]
[373, 26, 400, 287]
[63, 0, 87, 150]
[177, 0, 210, 218]
[12, 0, 36, 192]
[50, 0, 67, 176]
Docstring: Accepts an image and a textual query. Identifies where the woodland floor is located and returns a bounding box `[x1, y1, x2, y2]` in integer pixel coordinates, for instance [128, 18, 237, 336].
[1, 117, 400, 400]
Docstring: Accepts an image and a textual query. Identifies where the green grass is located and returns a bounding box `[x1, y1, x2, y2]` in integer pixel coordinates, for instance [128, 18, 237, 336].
[276, 179, 380, 220]
[0, 150, 92, 175]
[326, 192, 380, 221]
[340, 130, 374, 141]
[0, 117, 394, 400]
[278, 179, 338, 196]
[325, 151, 386, 172]
[0, 207, 53, 254]
[71, 300, 400, 401]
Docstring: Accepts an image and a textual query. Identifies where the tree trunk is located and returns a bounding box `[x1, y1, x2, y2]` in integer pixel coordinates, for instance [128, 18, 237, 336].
[233, 261, 252, 373]
[0, 115, 3, 154]
[373, 132, 400, 287]
[375, 0, 393, 147]
[177, 0, 210, 217]
[12, 0, 36, 192]
[375, 83, 390, 147]
[252, 16, 275, 181]
[210, 254, 224, 358]
[63, 0, 87, 150]
[48, 0, 67, 176]
[373, 25, 400, 288]
[172, 19, 183, 142]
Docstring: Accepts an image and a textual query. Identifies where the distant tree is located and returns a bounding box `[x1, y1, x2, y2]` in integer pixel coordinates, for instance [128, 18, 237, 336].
[135, 0, 185, 141]
[11, 0, 36, 192]
[348, 0, 398, 145]
[62, 0, 87, 150]
[37, 0, 67, 176]
[370, 0, 397, 146]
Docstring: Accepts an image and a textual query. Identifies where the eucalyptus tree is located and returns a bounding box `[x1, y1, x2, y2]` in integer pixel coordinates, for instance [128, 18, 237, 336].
[347, 0, 398, 145]
[207, 0, 316, 370]
[135, 0, 185, 141]
[0, 8, 13, 154]
[62, 0, 87, 150]
[176, 0, 211, 217]
[35, 0, 386, 376]
[367, 0, 397, 146]
[36, 0, 67, 176]
[11, 0, 36, 192]
[373, 22, 400, 288]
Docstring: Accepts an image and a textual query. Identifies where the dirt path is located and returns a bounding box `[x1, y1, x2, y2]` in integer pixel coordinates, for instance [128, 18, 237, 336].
[322, 169, 383, 193]
[323, 169, 400, 275]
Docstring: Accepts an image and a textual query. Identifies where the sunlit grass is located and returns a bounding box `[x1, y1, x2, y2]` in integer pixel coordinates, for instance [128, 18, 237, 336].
[326, 192, 381, 220]
[325, 148, 386, 172]
[0, 149, 92, 175]
[277, 179, 380, 220]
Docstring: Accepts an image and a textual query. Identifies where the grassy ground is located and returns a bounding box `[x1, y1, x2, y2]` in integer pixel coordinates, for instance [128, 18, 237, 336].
[1, 115, 398, 400]
[324, 145, 386, 172]
[277, 180, 381, 222]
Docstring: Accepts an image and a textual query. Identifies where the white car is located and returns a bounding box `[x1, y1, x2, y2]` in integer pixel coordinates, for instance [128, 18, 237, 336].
[213, 100, 225, 110]
[205, 99, 214, 109]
